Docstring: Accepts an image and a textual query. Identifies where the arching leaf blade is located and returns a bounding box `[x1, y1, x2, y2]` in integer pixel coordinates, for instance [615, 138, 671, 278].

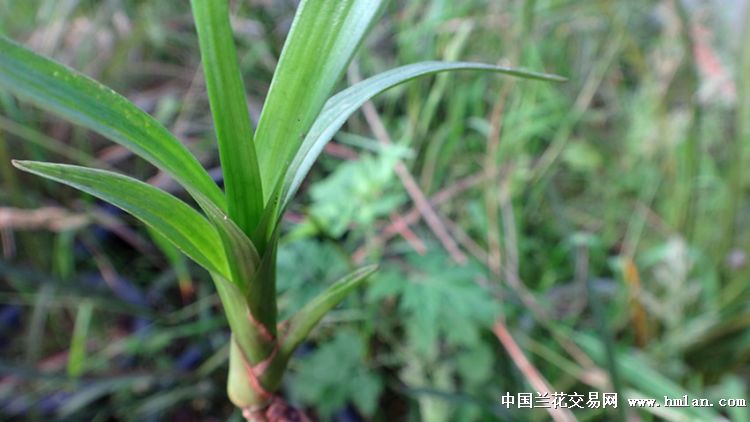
[12, 160, 229, 278]
[278, 265, 378, 363]
[277, 61, 566, 215]
[0, 36, 226, 211]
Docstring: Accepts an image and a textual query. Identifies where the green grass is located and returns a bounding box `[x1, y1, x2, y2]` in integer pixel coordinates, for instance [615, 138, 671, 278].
[1, 0, 562, 419]
[0, 0, 749, 421]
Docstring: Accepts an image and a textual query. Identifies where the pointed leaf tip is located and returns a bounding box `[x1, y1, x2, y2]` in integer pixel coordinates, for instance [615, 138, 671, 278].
[13, 160, 230, 278]
[273, 61, 566, 218]
[279, 264, 379, 360]
[0, 36, 226, 210]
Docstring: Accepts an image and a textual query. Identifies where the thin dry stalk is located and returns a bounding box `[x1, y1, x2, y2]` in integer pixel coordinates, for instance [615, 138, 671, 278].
[353, 167, 503, 263]
[493, 320, 577, 422]
[387, 212, 427, 255]
[0, 206, 89, 231]
[494, 190, 598, 371]
[440, 216, 487, 264]
[483, 78, 513, 277]
[499, 178, 518, 282]
[350, 65, 467, 264]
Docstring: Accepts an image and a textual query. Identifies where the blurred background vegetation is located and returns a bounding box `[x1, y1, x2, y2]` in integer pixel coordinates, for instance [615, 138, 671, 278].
[1, 0, 749, 420]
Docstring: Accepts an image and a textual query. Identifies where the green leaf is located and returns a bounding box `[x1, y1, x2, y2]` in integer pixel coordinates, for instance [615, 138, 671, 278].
[367, 252, 497, 357]
[276, 239, 350, 320]
[214, 273, 277, 407]
[212, 273, 271, 365]
[190, 189, 265, 315]
[720, 376, 749, 422]
[227, 336, 259, 408]
[280, 265, 378, 360]
[574, 332, 722, 421]
[0, 36, 225, 210]
[287, 328, 383, 418]
[190, 0, 263, 235]
[12, 160, 229, 277]
[254, 0, 386, 201]
[67, 300, 94, 378]
[251, 175, 285, 254]
[276, 61, 566, 216]
[214, 272, 277, 407]
[303, 146, 405, 237]
[254, 230, 280, 334]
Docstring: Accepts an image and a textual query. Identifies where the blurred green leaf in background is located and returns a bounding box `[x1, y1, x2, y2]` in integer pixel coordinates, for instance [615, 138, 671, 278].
[1, 0, 750, 421]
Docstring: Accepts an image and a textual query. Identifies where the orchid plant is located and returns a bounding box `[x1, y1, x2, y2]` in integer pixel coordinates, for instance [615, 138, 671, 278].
[0, 0, 562, 419]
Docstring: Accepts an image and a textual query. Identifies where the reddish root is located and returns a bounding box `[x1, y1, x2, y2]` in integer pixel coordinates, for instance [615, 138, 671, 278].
[242, 396, 311, 422]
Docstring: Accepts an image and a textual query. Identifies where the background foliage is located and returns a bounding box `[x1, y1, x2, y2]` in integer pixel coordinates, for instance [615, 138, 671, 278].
[1, 0, 749, 420]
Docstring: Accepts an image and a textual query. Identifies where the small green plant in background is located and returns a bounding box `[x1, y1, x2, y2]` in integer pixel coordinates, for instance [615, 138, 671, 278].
[0, 0, 562, 419]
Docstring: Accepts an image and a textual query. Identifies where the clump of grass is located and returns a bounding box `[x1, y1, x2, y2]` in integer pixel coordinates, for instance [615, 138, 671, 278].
[0, 0, 562, 419]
